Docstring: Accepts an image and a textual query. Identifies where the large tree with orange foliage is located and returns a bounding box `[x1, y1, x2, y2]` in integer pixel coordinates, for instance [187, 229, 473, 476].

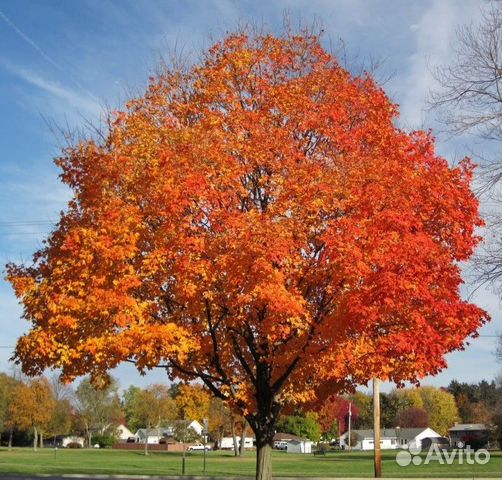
[7, 31, 488, 479]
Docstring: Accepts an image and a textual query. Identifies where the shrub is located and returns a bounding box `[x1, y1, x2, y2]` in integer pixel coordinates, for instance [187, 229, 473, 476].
[66, 442, 83, 449]
[91, 434, 116, 448]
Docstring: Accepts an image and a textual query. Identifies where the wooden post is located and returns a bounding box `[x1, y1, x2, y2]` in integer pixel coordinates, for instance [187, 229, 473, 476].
[373, 378, 382, 478]
[182, 419, 186, 475]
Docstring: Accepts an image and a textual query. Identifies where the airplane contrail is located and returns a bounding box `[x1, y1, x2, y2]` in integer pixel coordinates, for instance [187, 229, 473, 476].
[0, 7, 100, 102]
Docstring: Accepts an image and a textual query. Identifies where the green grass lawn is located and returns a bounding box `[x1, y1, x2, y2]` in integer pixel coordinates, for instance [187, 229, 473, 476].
[0, 448, 500, 477]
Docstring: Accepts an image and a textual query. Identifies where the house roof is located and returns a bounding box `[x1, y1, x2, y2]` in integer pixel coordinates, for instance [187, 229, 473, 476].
[136, 428, 170, 437]
[449, 424, 488, 432]
[288, 438, 311, 444]
[136, 420, 203, 438]
[273, 432, 302, 442]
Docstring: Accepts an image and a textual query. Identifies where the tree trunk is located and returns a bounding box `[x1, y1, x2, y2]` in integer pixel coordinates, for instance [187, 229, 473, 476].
[255, 442, 273, 480]
[373, 378, 382, 478]
[231, 415, 239, 457]
[144, 434, 149, 456]
[239, 419, 248, 456]
[219, 426, 224, 449]
[251, 417, 277, 480]
[39, 431, 44, 448]
[87, 431, 92, 449]
[8, 428, 13, 450]
[33, 426, 38, 452]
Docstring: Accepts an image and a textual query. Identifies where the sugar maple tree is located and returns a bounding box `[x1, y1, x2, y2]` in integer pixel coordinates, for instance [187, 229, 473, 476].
[7, 31, 488, 479]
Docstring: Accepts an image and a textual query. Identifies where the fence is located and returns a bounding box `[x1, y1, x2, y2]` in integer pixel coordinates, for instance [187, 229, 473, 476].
[114, 442, 187, 452]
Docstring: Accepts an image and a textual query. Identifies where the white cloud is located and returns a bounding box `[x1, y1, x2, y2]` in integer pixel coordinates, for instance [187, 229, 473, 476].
[0, 60, 103, 118]
[399, 0, 483, 130]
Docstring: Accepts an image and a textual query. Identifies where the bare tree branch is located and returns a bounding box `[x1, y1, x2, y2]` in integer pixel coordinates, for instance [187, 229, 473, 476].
[429, 0, 502, 295]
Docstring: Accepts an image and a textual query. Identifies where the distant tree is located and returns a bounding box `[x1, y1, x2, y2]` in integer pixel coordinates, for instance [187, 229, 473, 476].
[416, 387, 459, 435]
[385, 386, 459, 435]
[380, 393, 403, 428]
[175, 384, 211, 423]
[349, 392, 373, 429]
[172, 419, 201, 443]
[46, 375, 74, 444]
[276, 412, 321, 442]
[392, 388, 423, 411]
[447, 379, 502, 429]
[455, 393, 474, 423]
[0, 373, 21, 449]
[394, 407, 429, 428]
[430, 0, 502, 293]
[168, 382, 182, 400]
[8, 378, 55, 450]
[122, 385, 142, 432]
[74, 377, 122, 447]
[49, 374, 74, 402]
[317, 395, 359, 437]
[207, 397, 237, 449]
[134, 384, 176, 455]
[47, 398, 73, 443]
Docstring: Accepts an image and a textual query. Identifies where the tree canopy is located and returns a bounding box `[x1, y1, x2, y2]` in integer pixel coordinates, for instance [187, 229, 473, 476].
[7, 30, 488, 479]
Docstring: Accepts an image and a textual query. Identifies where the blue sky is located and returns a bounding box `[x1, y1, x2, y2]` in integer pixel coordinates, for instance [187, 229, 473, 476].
[0, 0, 499, 392]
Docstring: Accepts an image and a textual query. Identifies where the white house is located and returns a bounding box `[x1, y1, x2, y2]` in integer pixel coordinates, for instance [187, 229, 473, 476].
[134, 428, 170, 444]
[163, 420, 204, 437]
[116, 424, 134, 441]
[339, 427, 442, 451]
[188, 420, 204, 436]
[220, 436, 255, 449]
[135, 420, 204, 444]
[287, 438, 313, 454]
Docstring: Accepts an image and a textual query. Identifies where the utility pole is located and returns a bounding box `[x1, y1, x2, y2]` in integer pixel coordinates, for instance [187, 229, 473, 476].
[348, 401, 352, 451]
[182, 421, 186, 475]
[203, 418, 208, 473]
[373, 378, 382, 478]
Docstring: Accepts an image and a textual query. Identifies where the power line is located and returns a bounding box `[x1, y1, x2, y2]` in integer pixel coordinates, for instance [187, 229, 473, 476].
[0, 221, 54, 226]
[0, 232, 50, 236]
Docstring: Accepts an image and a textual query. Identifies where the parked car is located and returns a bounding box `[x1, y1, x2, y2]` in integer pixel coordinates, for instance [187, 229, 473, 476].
[274, 440, 287, 450]
[188, 442, 212, 451]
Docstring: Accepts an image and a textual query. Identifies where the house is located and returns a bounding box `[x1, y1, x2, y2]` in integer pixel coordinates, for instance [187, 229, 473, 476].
[220, 436, 255, 449]
[134, 420, 204, 444]
[134, 428, 171, 444]
[116, 424, 134, 441]
[163, 420, 204, 437]
[187, 420, 204, 436]
[271, 433, 312, 453]
[449, 423, 490, 449]
[273, 432, 298, 449]
[339, 427, 443, 451]
[287, 438, 313, 454]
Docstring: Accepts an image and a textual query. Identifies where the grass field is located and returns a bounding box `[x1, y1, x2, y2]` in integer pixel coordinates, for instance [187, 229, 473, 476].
[0, 448, 500, 477]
